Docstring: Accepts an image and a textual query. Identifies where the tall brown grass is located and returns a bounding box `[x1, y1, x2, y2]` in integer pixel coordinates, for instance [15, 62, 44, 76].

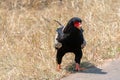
[0, 0, 120, 79]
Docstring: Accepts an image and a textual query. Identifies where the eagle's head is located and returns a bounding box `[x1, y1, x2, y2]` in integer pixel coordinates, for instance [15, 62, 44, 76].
[63, 17, 82, 33]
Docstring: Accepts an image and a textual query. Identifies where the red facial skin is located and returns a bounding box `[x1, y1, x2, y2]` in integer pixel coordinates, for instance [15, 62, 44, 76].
[74, 22, 82, 29]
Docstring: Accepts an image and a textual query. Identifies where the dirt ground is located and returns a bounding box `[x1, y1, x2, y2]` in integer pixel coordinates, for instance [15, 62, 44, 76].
[61, 58, 120, 80]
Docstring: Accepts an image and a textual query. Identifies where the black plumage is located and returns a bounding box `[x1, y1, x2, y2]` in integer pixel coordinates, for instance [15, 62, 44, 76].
[55, 17, 85, 67]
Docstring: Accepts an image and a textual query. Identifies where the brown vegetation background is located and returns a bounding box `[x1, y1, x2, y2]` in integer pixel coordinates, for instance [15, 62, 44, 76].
[0, 0, 120, 79]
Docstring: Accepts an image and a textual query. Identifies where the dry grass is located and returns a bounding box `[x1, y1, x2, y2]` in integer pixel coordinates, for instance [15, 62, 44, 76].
[0, 0, 120, 80]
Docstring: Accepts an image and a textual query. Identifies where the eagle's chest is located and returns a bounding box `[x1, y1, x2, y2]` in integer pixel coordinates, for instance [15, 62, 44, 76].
[64, 32, 83, 47]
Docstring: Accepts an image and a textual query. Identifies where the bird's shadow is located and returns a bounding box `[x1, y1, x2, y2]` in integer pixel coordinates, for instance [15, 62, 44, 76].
[65, 62, 107, 74]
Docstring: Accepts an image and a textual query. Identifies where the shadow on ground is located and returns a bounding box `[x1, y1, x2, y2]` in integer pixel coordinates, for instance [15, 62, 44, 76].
[65, 62, 107, 74]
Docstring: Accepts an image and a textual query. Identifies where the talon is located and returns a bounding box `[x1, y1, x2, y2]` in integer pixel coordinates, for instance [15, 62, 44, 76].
[57, 64, 61, 71]
[75, 63, 86, 71]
